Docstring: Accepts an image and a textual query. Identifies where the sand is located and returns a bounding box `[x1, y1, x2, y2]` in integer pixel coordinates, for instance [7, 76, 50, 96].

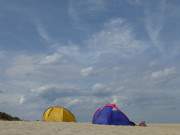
[0, 121, 179, 135]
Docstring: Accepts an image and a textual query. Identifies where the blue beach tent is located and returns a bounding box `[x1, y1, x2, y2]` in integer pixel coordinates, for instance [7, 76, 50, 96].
[92, 104, 135, 126]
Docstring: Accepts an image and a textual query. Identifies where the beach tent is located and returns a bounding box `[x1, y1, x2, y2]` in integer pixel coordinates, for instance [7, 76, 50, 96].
[92, 104, 135, 126]
[42, 106, 76, 122]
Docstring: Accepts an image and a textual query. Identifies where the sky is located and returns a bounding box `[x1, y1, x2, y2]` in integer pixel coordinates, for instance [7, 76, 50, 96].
[0, 0, 180, 123]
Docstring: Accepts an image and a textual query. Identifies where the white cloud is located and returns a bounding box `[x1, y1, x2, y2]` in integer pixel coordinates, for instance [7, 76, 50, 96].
[1, 3, 180, 122]
[68, 1, 81, 29]
[5, 55, 37, 77]
[144, 0, 167, 52]
[31, 85, 51, 93]
[92, 83, 106, 91]
[112, 96, 118, 104]
[68, 0, 107, 18]
[40, 53, 63, 64]
[0, 94, 23, 105]
[19, 95, 25, 105]
[68, 0, 107, 30]
[87, 18, 147, 57]
[80, 67, 93, 77]
[31, 84, 83, 98]
[66, 98, 81, 107]
[111, 95, 128, 106]
[36, 23, 52, 43]
[151, 67, 176, 79]
[57, 45, 80, 58]
[91, 83, 117, 97]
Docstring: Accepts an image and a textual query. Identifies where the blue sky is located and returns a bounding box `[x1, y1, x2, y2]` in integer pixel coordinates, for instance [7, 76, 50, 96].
[0, 0, 180, 123]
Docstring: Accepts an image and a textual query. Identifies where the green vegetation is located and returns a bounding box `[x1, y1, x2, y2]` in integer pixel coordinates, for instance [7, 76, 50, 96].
[0, 112, 21, 121]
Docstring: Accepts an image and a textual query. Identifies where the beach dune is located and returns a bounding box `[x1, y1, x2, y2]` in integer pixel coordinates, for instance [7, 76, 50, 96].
[0, 121, 179, 135]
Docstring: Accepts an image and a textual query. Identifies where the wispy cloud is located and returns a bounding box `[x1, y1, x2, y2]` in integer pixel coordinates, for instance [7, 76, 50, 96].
[1, 0, 180, 122]
[80, 67, 93, 77]
[5, 55, 37, 78]
[151, 67, 176, 79]
[2, 15, 176, 120]
[144, 0, 167, 53]
[40, 53, 63, 65]
[68, 0, 107, 30]
[87, 18, 147, 57]
[36, 23, 51, 42]
[35, 22, 58, 47]
[19, 95, 25, 105]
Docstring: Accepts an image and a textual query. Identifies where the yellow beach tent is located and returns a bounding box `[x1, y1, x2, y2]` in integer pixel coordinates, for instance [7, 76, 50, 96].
[42, 106, 76, 122]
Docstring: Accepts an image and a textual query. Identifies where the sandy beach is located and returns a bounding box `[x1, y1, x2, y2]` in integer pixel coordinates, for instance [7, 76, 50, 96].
[0, 121, 179, 135]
